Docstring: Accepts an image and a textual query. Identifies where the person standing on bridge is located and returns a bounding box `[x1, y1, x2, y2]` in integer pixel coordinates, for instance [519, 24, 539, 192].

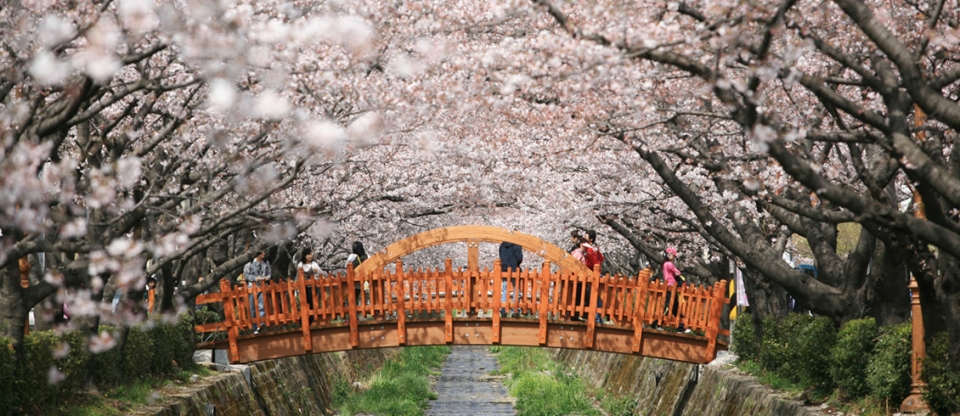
[583, 230, 605, 323]
[661, 247, 689, 332]
[298, 249, 323, 324]
[499, 242, 523, 317]
[244, 250, 271, 334]
[345, 241, 369, 318]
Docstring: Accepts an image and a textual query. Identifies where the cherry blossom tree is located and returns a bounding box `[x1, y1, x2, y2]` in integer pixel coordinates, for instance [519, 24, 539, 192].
[526, 0, 958, 351]
[4, 0, 958, 394]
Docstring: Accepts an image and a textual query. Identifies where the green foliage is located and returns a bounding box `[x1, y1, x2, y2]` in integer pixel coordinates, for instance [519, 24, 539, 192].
[494, 345, 553, 376]
[759, 313, 836, 390]
[758, 315, 789, 372]
[730, 312, 760, 361]
[15, 330, 90, 412]
[0, 335, 16, 415]
[599, 392, 637, 416]
[921, 332, 960, 416]
[122, 325, 154, 378]
[333, 346, 449, 416]
[509, 371, 600, 416]
[152, 323, 177, 374]
[90, 326, 122, 388]
[830, 318, 878, 400]
[494, 347, 599, 416]
[865, 323, 911, 404]
[0, 311, 209, 414]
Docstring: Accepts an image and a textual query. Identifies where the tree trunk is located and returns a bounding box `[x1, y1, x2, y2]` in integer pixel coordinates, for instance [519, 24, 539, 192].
[159, 261, 176, 313]
[0, 261, 28, 348]
[740, 267, 790, 321]
[931, 254, 960, 358]
[860, 241, 911, 326]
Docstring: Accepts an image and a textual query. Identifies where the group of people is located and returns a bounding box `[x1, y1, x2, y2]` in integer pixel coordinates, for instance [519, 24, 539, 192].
[242, 241, 369, 334]
[241, 233, 688, 334]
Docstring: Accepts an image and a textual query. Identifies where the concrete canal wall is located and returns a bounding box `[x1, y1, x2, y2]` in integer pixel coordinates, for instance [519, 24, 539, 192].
[134, 348, 397, 416]
[138, 347, 821, 416]
[552, 348, 824, 416]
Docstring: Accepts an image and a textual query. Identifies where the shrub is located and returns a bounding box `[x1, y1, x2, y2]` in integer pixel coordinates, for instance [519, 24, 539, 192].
[90, 326, 122, 388]
[15, 330, 90, 411]
[150, 321, 178, 375]
[865, 323, 911, 404]
[122, 325, 154, 378]
[731, 312, 760, 361]
[830, 318, 878, 400]
[149, 315, 195, 374]
[758, 314, 789, 372]
[0, 335, 16, 415]
[175, 313, 199, 366]
[784, 314, 836, 390]
[760, 313, 836, 390]
[922, 332, 960, 416]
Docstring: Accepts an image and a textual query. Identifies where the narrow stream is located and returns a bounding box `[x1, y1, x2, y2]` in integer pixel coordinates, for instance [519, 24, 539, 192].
[426, 346, 517, 416]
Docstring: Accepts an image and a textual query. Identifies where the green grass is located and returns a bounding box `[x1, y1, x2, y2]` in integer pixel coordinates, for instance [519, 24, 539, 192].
[55, 365, 213, 416]
[492, 346, 600, 416]
[333, 346, 450, 416]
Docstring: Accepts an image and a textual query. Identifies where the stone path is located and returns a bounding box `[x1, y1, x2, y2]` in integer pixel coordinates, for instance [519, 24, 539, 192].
[426, 346, 517, 416]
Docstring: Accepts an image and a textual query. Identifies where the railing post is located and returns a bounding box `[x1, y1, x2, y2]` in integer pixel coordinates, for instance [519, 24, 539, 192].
[347, 263, 359, 347]
[467, 239, 480, 272]
[632, 270, 650, 353]
[900, 277, 928, 413]
[444, 258, 453, 343]
[395, 260, 407, 345]
[704, 280, 728, 363]
[220, 279, 240, 363]
[538, 261, 551, 345]
[148, 288, 155, 314]
[297, 269, 312, 354]
[492, 260, 502, 344]
[585, 264, 600, 348]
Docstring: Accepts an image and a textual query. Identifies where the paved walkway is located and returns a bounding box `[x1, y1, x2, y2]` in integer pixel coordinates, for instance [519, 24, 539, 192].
[426, 346, 517, 416]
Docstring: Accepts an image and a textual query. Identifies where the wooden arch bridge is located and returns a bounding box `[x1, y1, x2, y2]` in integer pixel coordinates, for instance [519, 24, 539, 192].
[196, 226, 730, 365]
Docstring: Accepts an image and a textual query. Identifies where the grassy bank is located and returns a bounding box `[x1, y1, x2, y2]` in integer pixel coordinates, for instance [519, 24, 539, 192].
[52, 366, 214, 416]
[332, 346, 450, 416]
[491, 346, 636, 416]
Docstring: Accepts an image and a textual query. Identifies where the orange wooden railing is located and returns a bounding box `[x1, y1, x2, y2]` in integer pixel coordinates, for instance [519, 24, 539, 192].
[196, 259, 728, 363]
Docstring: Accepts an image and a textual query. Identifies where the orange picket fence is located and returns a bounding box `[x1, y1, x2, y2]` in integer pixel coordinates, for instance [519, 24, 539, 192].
[196, 259, 728, 364]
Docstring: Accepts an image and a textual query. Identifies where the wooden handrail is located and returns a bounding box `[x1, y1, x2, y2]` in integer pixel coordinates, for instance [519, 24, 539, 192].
[196, 260, 731, 364]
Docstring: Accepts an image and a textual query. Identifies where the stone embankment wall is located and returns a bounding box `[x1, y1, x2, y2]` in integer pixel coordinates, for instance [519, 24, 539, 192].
[136, 348, 397, 416]
[552, 349, 824, 416]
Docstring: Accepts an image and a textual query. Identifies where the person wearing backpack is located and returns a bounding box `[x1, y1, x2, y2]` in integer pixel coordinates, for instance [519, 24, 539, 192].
[499, 241, 523, 317]
[345, 241, 369, 318]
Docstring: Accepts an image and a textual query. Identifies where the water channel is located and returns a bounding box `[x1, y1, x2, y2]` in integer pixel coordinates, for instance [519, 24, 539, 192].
[426, 346, 517, 416]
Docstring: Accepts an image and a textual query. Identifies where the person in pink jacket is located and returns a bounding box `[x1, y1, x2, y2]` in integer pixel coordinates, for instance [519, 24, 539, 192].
[662, 247, 681, 287]
[660, 247, 689, 332]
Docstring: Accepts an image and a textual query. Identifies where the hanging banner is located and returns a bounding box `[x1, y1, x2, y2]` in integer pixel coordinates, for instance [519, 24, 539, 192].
[735, 268, 750, 307]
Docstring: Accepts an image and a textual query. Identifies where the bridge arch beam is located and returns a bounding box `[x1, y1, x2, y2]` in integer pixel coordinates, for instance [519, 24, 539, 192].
[356, 226, 590, 276]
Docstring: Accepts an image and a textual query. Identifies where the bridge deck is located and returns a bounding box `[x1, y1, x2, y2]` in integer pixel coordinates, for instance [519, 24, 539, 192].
[196, 259, 729, 364]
